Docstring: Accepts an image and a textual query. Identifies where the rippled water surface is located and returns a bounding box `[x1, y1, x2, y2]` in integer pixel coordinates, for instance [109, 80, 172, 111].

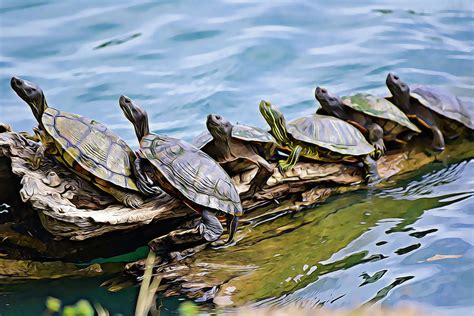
[0, 0, 473, 315]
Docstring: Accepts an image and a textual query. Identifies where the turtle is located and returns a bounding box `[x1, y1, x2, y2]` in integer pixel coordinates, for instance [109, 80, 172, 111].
[386, 73, 474, 152]
[315, 87, 421, 158]
[119, 95, 243, 244]
[259, 100, 380, 181]
[192, 114, 277, 198]
[10, 77, 156, 208]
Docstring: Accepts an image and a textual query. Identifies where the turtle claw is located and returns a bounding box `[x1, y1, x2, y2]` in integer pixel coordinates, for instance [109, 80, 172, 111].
[122, 194, 144, 209]
[370, 139, 386, 161]
[210, 238, 235, 249]
[277, 160, 290, 174]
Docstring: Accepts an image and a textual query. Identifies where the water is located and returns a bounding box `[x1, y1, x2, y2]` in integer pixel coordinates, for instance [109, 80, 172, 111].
[0, 0, 473, 315]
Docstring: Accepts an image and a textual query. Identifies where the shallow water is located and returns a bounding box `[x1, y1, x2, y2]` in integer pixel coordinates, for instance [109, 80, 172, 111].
[0, 0, 473, 315]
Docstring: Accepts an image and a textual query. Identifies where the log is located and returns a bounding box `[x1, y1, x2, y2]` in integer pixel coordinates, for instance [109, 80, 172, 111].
[1, 122, 472, 266]
[0, 127, 366, 243]
[0, 258, 123, 282]
[117, 137, 474, 304]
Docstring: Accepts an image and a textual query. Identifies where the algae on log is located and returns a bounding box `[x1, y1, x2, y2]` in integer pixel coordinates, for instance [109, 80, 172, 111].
[1, 124, 472, 262]
[118, 137, 474, 304]
[0, 127, 368, 244]
[0, 258, 123, 282]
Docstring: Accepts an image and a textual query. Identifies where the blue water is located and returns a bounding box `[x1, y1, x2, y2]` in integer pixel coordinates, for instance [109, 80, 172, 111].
[0, 0, 473, 315]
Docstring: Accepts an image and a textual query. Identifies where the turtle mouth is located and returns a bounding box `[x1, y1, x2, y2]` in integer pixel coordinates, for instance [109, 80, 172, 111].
[259, 100, 272, 116]
[119, 95, 135, 117]
[11, 77, 35, 99]
[206, 114, 222, 127]
[314, 87, 329, 100]
[386, 73, 398, 86]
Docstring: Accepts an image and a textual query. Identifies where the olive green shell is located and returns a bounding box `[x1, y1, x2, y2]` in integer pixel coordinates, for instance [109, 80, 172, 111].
[42, 107, 138, 191]
[287, 114, 374, 156]
[193, 124, 276, 149]
[410, 85, 474, 129]
[342, 93, 421, 133]
[139, 134, 243, 216]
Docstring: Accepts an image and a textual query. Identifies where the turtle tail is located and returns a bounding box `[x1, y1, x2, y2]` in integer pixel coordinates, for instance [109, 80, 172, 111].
[225, 214, 239, 244]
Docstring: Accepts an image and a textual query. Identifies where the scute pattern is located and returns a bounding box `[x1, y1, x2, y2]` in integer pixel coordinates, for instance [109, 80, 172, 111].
[140, 134, 242, 216]
[287, 114, 374, 156]
[232, 124, 276, 143]
[192, 124, 276, 150]
[411, 85, 474, 129]
[191, 131, 213, 148]
[342, 93, 421, 132]
[41, 108, 138, 191]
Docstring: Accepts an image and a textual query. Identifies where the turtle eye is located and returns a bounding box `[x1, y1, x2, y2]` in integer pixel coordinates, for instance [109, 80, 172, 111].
[215, 115, 221, 120]
[393, 75, 399, 80]
[321, 88, 327, 94]
[25, 87, 33, 95]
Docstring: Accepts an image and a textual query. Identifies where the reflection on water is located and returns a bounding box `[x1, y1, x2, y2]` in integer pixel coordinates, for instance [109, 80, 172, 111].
[0, 0, 473, 315]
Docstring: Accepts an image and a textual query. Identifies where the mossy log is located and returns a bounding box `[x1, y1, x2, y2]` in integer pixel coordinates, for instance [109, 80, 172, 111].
[117, 138, 474, 304]
[0, 258, 123, 282]
[1, 123, 472, 264]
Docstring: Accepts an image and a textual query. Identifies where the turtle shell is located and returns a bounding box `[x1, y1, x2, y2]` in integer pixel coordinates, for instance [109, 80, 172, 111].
[342, 93, 421, 133]
[287, 114, 374, 156]
[192, 124, 276, 149]
[42, 107, 138, 191]
[410, 85, 474, 129]
[139, 134, 243, 216]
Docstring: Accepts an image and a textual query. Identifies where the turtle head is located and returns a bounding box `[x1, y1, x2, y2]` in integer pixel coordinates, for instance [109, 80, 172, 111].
[10, 77, 48, 123]
[119, 95, 150, 141]
[386, 73, 410, 110]
[206, 114, 233, 140]
[315, 87, 344, 114]
[259, 100, 287, 143]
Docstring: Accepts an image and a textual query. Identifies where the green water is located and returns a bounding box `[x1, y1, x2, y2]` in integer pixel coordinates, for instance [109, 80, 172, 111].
[0, 0, 473, 315]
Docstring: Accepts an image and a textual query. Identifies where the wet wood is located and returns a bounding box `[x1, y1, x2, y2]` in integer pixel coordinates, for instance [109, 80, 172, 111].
[119, 137, 474, 303]
[0, 258, 123, 282]
[1, 123, 472, 278]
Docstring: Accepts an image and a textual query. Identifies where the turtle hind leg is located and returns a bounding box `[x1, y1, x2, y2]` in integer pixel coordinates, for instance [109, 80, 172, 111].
[368, 123, 385, 160]
[133, 157, 161, 196]
[363, 155, 381, 183]
[198, 209, 224, 242]
[431, 125, 445, 152]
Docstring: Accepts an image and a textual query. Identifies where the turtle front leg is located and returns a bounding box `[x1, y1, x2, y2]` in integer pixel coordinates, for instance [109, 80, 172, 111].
[105, 185, 145, 209]
[430, 125, 445, 152]
[31, 144, 46, 170]
[241, 154, 273, 198]
[362, 155, 381, 183]
[198, 209, 224, 242]
[31, 127, 50, 169]
[19, 132, 40, 142]
[133, 157, 161, 196]
[278, 145, 303, 173]
[368, 123, 386, 160]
